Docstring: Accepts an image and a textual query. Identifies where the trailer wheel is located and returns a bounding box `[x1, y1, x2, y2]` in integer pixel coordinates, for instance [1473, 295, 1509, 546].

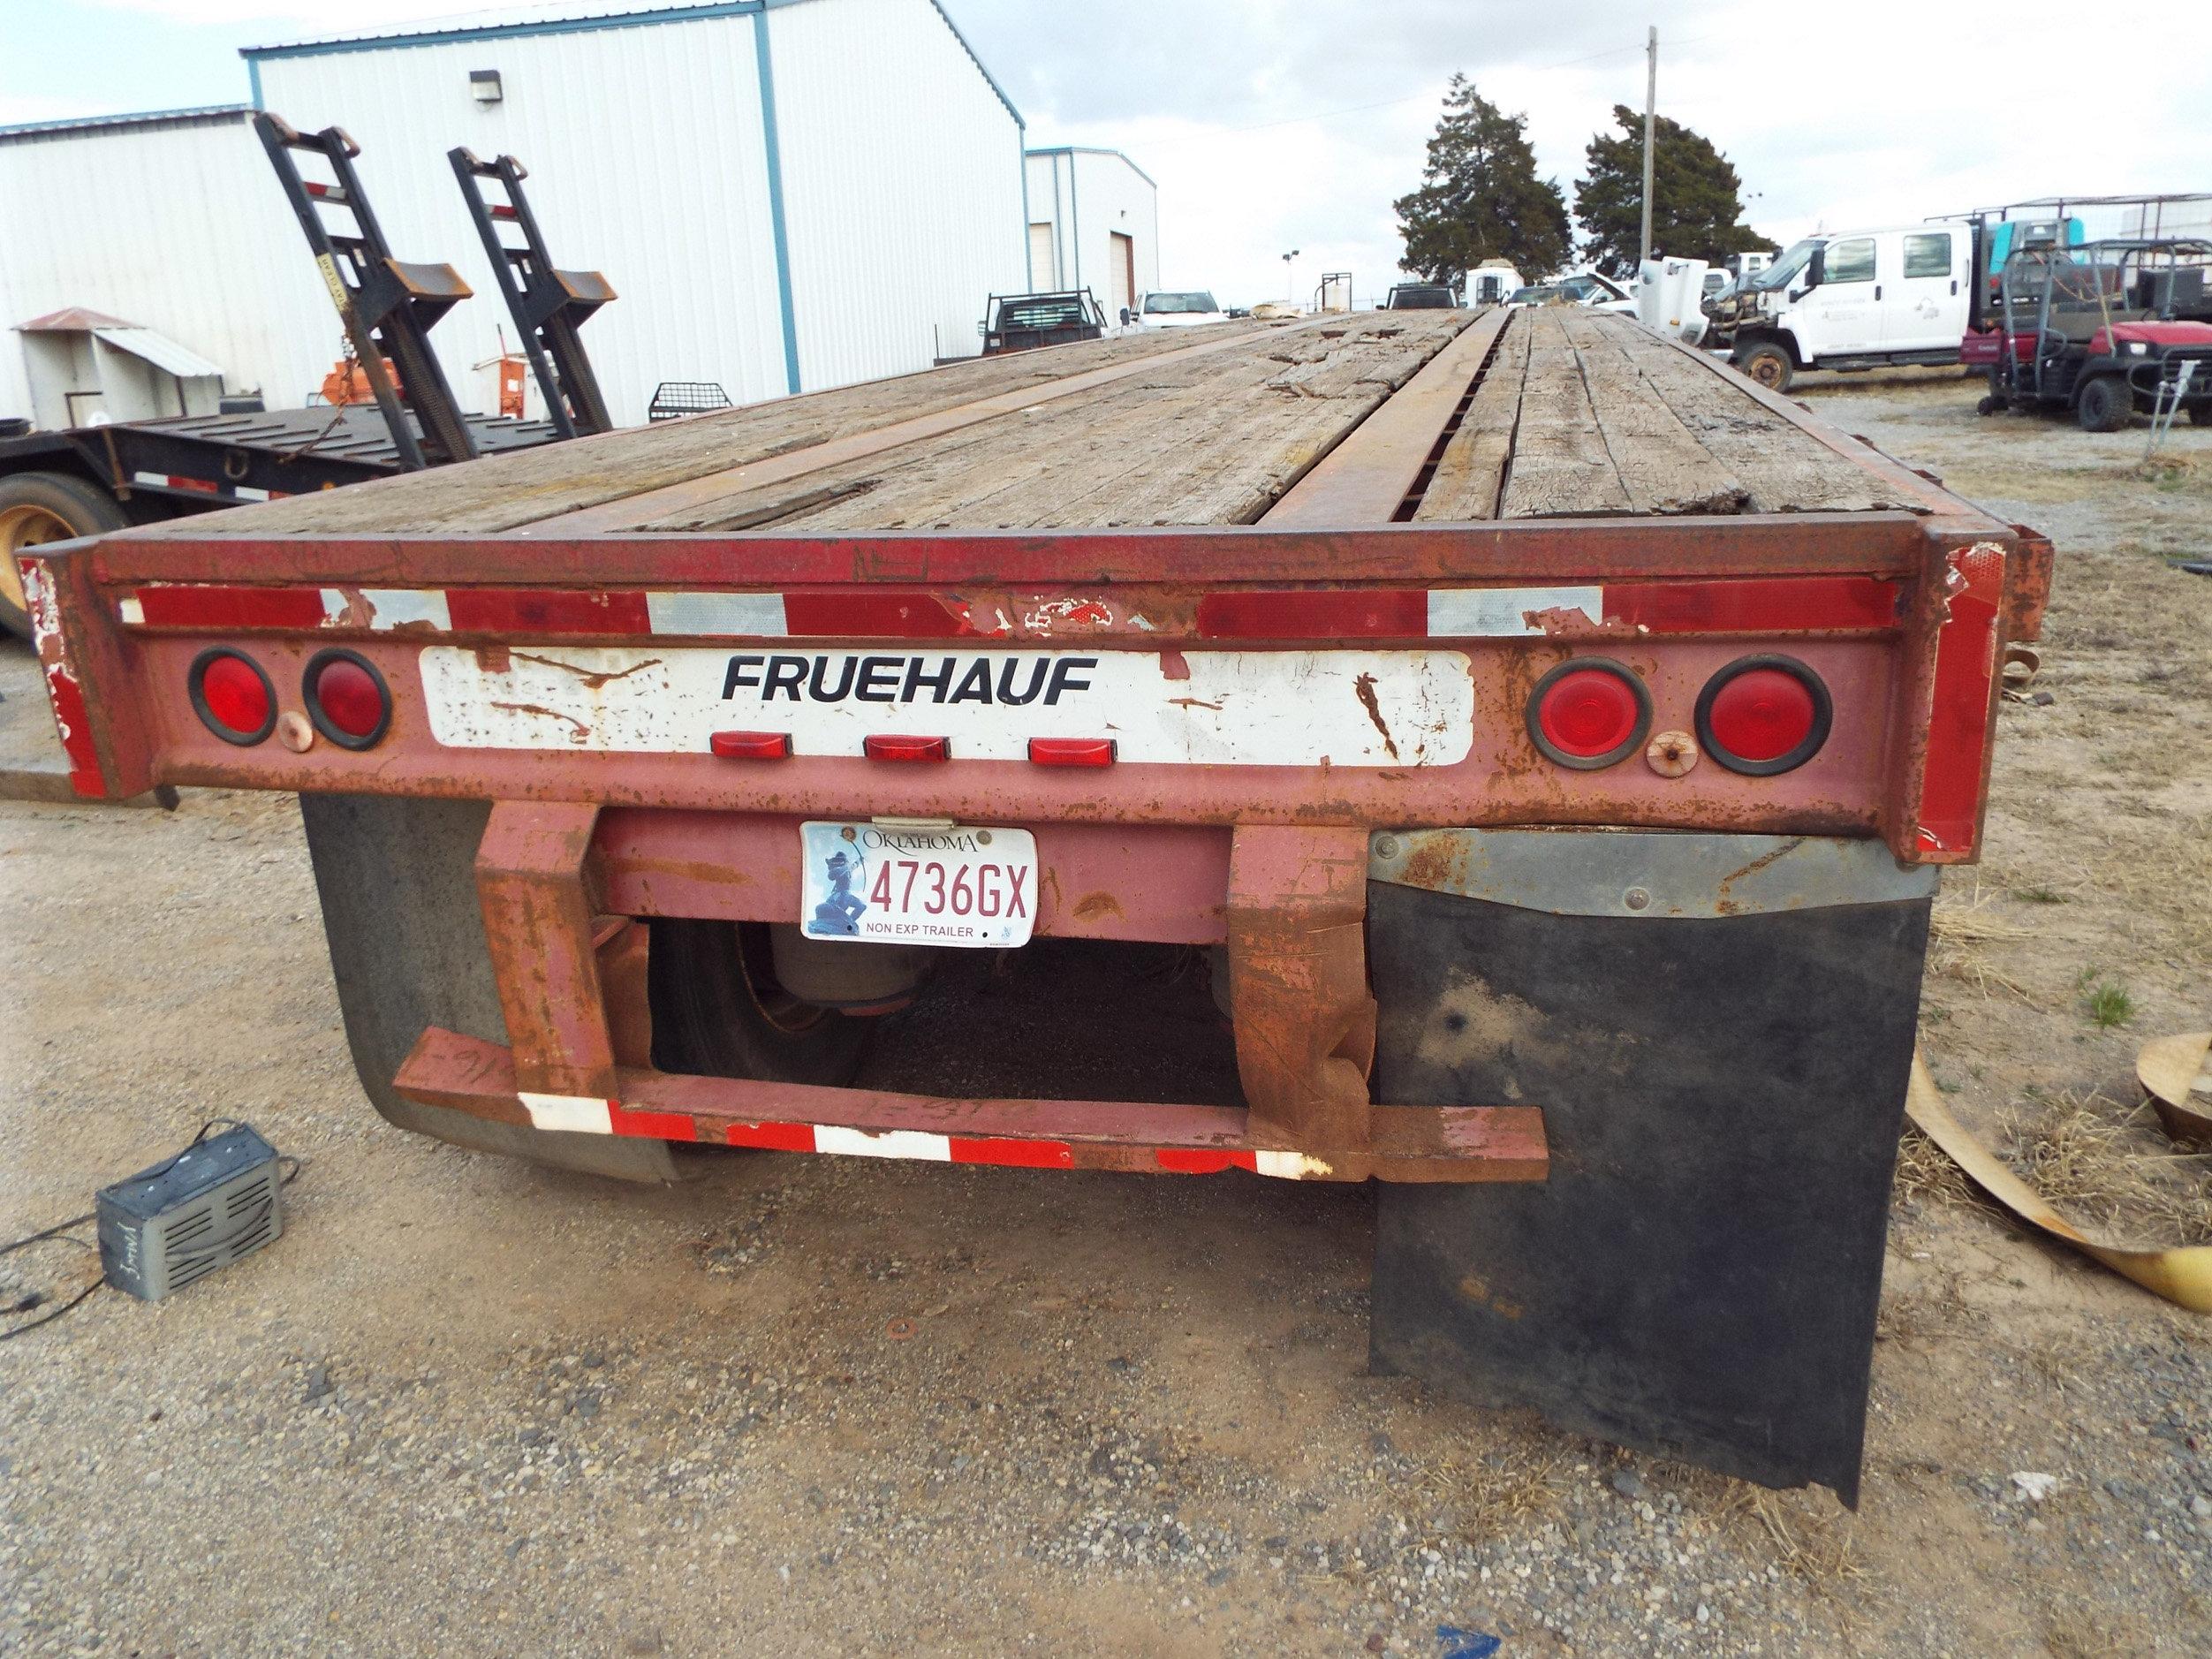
[648, 917, 869, 1087]
[2189, 403, 2211, 426]
[1976, 396, 1999, 417]
[1732, 341, 1793, 393]
[2076, 375, 2134, 432]
[0, 470, 127, 640]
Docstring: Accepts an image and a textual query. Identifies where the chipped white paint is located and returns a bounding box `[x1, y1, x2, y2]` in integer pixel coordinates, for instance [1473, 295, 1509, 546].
[1427, 587, 1602, 637]
[518, 1093, 615, 1135]
[418, 646, 1476, 767]
[117, 595, 146, 625]
[1254, 1149, 1335, 1180]
[19, 559, 81, 750]
[813, 1126, 955, 1161]
[1020, 596, 1115, 633]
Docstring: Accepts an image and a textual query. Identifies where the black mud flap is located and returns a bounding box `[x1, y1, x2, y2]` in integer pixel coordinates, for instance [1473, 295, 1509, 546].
[1367, 830, 1935, 1504]
[298, 793, 681, 1184]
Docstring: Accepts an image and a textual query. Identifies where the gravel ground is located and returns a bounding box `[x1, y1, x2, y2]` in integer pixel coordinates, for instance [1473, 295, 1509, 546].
[3, 379, 2210, 1656]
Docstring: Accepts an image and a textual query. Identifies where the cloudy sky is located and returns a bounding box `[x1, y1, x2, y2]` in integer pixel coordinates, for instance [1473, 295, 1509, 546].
[7, 0, 2210, 307]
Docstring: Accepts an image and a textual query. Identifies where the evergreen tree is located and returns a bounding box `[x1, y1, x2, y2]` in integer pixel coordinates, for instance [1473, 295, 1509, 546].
[1395, 76, 1571, 286]
[1575, 107, 1766, 276]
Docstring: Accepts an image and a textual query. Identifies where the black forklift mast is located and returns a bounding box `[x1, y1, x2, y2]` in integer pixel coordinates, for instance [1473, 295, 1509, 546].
[253, 111, 481, 469]
[449, 148, 617, 438]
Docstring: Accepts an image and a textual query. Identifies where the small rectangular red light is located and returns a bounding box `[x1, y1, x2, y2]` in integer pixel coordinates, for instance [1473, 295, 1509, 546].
[1027, 737, 1116, 768]
[708, 731, 790, 760]
[862, 734, 950, 763]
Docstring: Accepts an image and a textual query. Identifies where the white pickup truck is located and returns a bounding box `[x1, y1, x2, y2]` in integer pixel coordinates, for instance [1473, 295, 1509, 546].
[1121, 290, 1228, 330]
[1703, 224, 1971, 391]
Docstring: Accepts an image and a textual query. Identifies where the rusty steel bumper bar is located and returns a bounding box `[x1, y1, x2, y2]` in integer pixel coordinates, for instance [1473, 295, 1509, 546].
[386, 800, 1549, 1183]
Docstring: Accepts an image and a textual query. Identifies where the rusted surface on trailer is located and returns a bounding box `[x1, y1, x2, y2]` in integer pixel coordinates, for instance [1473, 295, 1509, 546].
[391, 1025, 1553, 1184]
[19, 304, 2044, 1198]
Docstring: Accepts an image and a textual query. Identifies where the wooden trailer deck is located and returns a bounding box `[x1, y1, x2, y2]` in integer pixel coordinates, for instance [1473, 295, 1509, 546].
[176, 309, 1918, 542]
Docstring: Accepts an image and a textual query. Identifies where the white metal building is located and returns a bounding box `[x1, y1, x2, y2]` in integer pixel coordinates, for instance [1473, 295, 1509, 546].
[0, 106, 338, 428]
[1024, 148, 1158, 319]
[0, 0, 1030, 429]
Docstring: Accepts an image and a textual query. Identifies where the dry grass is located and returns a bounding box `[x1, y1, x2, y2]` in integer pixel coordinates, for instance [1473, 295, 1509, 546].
[1928, 888, 2038, 998]
[2040, 1591, 2156, 1658]
[1418, 1443, 1566, 1545]
[1739, 1490, 1865, 1597]
[1893, 1125, 1976, 1209]
[2002, 1088, 2212, 1245]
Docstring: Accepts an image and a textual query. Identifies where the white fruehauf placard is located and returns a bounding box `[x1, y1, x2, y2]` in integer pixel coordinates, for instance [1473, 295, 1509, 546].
[419, 647, 1474, 767]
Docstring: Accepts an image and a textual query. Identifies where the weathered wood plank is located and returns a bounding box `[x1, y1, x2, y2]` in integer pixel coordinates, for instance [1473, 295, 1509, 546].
[1496, 312, 1632, 518]
[1560, 310, 1749, 515]
[1412, 314, 1528, 522]
[201, 323, 1264, 535]
[1619, 322, 1897, 513]
[640, 312, 1471, 532]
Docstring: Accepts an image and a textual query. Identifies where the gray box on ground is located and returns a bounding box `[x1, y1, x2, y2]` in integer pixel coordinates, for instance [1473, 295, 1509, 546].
[95, 1125, 283, 1301]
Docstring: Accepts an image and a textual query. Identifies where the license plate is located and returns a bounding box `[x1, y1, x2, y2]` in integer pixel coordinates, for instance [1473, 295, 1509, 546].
[799, 822, 1037, 948]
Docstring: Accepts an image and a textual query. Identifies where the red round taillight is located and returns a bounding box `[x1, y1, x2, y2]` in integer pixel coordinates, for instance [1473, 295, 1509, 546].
[303, 649, 390, 749]
[189, 648, 276, 746]
[1696, 655, 1831, 775]
[1526, 658, 1651, 769]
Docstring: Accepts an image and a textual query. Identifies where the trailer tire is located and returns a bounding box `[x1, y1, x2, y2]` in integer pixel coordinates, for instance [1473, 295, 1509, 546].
[2188, 402, 2211, 426]
[1731, 340, 1793, 393]
[0, 470, 127, 640]
[648, 917, 870, 1088]
[2076, 375, 2133, 432]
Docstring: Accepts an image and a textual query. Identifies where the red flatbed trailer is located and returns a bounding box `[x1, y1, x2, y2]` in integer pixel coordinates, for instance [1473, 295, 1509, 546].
[19, 308, 2049, 1504]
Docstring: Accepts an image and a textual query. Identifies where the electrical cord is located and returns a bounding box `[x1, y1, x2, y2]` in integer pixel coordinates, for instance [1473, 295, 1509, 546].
[0, 1119, 304, 1344]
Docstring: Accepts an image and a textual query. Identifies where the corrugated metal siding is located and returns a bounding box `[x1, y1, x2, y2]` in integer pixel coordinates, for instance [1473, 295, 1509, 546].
[257, 13, 789, 425]
[1071, 151, 1159, 302]
[0, 116, 333, 425]
[1022, 150, 1158, 313]
[769, 0, 1024, 390]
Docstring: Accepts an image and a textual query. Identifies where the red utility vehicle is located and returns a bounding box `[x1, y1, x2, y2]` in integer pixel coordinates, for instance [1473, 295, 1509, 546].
[1966, 238, 2212, 428]
[19, 308, 2049, 1504]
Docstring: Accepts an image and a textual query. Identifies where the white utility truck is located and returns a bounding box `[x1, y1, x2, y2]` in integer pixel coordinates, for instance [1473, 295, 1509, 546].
[1702, 224, 1972, 390]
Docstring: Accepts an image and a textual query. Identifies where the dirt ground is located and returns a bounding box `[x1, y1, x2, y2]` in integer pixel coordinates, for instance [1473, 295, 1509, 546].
[3, 379, 2210, 1657]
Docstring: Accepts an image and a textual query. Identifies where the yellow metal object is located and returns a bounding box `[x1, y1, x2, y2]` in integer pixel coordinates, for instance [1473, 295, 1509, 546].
[1905, 1051, 2212, 1315]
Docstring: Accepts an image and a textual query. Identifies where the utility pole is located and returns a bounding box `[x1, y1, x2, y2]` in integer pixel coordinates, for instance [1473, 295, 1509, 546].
[1639, 27, 1657, 267]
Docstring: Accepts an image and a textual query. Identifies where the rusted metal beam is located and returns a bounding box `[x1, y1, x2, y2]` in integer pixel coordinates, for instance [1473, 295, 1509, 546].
[392, 1026, 1550, 1185]
[594, 811, 1235, 944]
[1262, 307, 1511, 527]
[1226, 825, 1377, 1153]
[473, 799, 618, 1097]
[87, 512, 1953, 590]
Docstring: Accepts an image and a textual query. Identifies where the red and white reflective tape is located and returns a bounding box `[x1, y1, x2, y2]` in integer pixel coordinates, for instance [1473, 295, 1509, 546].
[113, 576, 1904, 640]
[516, 1091, 1334, 1179]
[130, 472, 287, 503]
